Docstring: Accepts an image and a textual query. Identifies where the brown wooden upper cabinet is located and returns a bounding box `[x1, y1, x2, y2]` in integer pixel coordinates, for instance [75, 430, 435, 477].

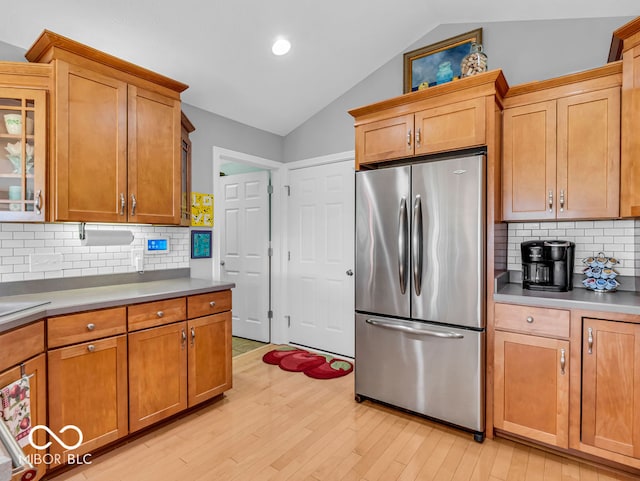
[613, 17, 640, 217]
[25, 30, 188, 224]
[502, 64, 621, 221]
[350, 71, 507, 170]
[180, 112, 195, 226]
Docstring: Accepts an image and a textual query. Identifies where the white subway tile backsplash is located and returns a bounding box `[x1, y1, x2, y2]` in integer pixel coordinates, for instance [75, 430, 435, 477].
[0, 223, 190, 282]
[507, 219, 637, 275]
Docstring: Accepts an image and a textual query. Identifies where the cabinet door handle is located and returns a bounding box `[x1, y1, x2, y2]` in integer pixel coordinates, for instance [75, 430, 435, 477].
[130, 194, 137, 216]
[157, 311, 164, 318]
[87, 344, 96, 353]
[120, 193, 126, 216]
[181, 329, 186, 348]
[415, 128, 421, 148]
[526, 316, 534, 324]
[34, 190, 42, 215]
[86, 323, 96, 331]
[587, 327, 593, 354]
[560, 189, 565, 212]
[191, 327, 195, 347]
[407, 129, 412, 149]
[209, 301, 216, 308]
[548, 190, 553, 212]
[560, 348, 566, 375]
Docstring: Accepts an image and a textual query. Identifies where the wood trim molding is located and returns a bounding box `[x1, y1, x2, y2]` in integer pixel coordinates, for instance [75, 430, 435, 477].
[181, 111, 196, 133]
[25, 29, 188, 93]
[349, 69, 508, 120]
[505, 62, 622, 101]
[613, 17, 640, 52]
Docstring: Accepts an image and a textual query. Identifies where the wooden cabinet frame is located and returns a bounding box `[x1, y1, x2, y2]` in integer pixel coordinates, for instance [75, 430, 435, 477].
[350, 70, 507, 170]
[25, 29, 188, 224]
[569, 309, 640, 471]
[502, 63, 622, 221]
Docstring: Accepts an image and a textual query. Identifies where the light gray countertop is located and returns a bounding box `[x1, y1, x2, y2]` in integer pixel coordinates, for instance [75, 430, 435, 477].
[495, 282, 640, 316]
[0, 277, 235, 333]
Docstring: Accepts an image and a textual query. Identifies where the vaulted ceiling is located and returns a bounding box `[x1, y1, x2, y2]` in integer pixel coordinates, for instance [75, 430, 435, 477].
[2, 1, 638, 135]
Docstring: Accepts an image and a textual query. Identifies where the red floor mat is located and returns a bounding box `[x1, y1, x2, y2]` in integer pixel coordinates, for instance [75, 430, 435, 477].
[262, 347, 353, 379]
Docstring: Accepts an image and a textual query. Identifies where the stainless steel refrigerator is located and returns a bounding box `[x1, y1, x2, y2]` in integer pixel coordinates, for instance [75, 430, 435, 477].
[355, 153, 486, 442]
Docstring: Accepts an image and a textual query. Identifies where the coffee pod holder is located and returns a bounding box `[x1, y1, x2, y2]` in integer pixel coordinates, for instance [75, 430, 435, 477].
[582, 252, 619, 292]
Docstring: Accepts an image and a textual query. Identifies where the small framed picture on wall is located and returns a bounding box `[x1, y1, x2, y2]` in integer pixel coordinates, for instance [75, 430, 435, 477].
[191, 230, 212, 259]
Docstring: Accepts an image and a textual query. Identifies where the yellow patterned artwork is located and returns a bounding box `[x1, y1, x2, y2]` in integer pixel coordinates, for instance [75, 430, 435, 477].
[191, 192, 213, 227]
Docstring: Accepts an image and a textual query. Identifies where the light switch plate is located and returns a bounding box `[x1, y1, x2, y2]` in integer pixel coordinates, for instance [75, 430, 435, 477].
[29, 253, 63, 272]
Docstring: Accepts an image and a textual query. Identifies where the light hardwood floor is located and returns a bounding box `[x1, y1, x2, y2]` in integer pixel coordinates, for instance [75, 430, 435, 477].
[52, 345, 636, 481]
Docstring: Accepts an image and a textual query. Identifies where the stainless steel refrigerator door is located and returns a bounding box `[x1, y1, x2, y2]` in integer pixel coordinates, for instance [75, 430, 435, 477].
[411, 155, 485, 329]
[355, 166, 410, 318]
[355, 313, 484, 432]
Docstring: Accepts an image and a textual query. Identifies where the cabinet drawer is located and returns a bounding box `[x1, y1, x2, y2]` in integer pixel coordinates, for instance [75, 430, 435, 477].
[0, 321, 45, 372]
[494, 303, 570, 338]
[188, 290, 232, 319]
[48, 307, 126, 348]
[128, 297, 186, 332]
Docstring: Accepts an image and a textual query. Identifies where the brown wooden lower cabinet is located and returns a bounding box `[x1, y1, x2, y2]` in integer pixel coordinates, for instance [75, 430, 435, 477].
[188, 312, 232, 406]
[47, 335, 128, 459]
[581, 318, 640, 458]
[0, 354, 47, 481]
[494, 330, 569, 448]
[128, 321, 188, 432]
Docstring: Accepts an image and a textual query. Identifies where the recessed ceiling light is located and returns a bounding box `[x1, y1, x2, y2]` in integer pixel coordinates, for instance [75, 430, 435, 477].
[272, 38, 291, 56]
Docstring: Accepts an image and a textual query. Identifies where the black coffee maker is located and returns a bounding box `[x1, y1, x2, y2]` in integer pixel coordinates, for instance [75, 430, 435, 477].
[521, 240, 575, 292]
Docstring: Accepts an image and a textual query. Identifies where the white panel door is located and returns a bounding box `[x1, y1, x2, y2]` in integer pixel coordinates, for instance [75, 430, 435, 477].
[288, 161, 355, 357]
[219, 170, 270, 342]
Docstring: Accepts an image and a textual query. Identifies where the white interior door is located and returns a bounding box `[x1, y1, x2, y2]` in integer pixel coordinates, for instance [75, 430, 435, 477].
[287, 161, 355, 357]
[219, 170, 270, 342]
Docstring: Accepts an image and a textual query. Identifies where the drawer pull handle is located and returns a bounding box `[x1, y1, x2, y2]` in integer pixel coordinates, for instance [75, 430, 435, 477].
[87, 323, 96, 331]
[157, 311, 164, 318]
[87, 345, 96, 353]
[209, 301, 216, 308]
[526, 316, 534, 323]
[560, 348, 566, 375]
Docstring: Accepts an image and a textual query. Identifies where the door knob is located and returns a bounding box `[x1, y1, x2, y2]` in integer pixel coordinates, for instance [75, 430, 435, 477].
[346, 269, 354, 276]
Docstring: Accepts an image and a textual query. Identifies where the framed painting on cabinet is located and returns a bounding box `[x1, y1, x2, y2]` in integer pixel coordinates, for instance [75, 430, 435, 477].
[403, 28, 482, 93]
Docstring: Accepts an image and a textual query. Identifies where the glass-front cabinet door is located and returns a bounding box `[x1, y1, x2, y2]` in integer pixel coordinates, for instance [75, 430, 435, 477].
[0, 87, 46, 221]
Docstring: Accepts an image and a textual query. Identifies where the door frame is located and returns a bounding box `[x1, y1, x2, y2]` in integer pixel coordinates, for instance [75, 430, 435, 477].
[213, 146, 284, 343]
[212, 147, 355, 346]
[281, 150, 355, 347]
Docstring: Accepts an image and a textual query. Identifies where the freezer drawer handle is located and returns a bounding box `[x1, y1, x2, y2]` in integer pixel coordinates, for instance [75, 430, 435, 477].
[412, 195, 423, 296]
[365, 319, 464, 339]
[398, 197, 408, 295]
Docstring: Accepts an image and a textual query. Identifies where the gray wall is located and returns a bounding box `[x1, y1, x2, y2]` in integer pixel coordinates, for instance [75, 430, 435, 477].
[282, 16, 634, 162]
[181, 104, 282, 279]
[0, 40, 27, 61]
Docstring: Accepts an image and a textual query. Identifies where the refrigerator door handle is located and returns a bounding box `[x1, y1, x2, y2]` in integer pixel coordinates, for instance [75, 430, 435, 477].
[398, 197, 409, 294]
[412, 195, 423, 296]
[365, 318, 464, 339]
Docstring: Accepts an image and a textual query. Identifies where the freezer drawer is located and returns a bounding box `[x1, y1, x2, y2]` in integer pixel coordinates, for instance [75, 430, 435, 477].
[355, 313, 485, 433]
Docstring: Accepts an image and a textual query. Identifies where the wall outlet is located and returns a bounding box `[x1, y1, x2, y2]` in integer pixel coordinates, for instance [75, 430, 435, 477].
[131, 248, 144, 271]
[29, 253, 63, 272]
